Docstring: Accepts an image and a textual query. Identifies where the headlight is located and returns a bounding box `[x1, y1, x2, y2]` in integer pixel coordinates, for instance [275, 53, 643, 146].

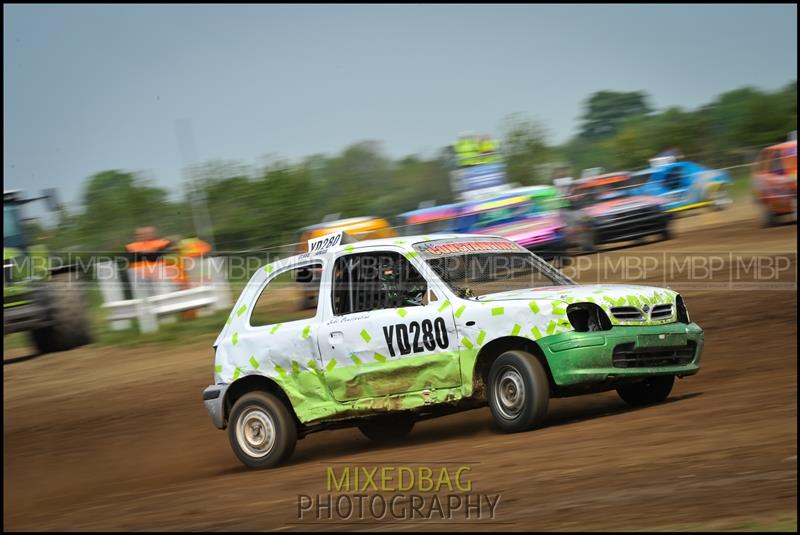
[676, 295, 690, 323]
[567, 303, 612, 332]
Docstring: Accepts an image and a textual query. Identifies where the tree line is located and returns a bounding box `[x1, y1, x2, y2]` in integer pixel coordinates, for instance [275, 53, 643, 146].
[32, 81, 796, 253]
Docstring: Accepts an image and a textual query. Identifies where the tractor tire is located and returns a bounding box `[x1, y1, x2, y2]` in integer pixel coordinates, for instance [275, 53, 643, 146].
[31, 272, 93, 354]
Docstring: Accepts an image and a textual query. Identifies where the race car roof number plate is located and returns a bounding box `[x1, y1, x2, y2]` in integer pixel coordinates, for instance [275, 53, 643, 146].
[308, 231, 344, 253]
[414, 237, 526, 257]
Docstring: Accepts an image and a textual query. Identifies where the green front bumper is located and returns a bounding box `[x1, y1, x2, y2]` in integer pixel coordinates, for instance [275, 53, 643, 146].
[540, 323, 704, 387]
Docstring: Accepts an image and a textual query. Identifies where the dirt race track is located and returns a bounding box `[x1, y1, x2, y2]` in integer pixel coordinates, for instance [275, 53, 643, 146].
[3, 203, 797, 531]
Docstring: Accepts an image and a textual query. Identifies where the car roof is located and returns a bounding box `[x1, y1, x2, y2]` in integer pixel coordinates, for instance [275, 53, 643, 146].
[572, 172, 631, 190]
[279, 232, 506, 265]
[297, 216, 387, 233]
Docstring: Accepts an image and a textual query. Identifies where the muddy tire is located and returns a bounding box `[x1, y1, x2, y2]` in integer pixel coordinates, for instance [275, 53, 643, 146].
[759, 203, 778, 228]
[660, 222, 673, 242]
[579, 225, 596, 254]
[488, 350, 550, 433]
[617, 375, 675, 407]
[31, 272, 92, 354]
[228, 391, 297, 469]
[359, 414, 415, 443]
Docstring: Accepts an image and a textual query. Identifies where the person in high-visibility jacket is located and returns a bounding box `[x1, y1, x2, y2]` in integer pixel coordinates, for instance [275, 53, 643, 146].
[175, 237, 213, 319]
[479, 135, 501, 164]
[455, 135, 480, 167]
[125, 226, 173, 282]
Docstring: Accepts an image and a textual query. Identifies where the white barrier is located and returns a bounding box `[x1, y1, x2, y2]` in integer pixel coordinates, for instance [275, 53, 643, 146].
[97, 257, 232, 334]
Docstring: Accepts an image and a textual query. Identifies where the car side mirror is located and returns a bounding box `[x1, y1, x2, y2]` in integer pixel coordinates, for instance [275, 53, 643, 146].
[295, 267, 314, 283]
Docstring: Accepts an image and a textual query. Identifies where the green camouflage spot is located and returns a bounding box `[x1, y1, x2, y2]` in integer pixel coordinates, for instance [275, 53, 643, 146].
[274, 364, 287, 377]
[344, 245, 355, 253]
[477, 330, 487, 345]
[462, 337, 474, 350]
[438, 300, 451, 313]
[232, 367, 241, 381]
[326, 359, 337, 372]
[396, 308, 407, 318]
[373, 352, 387, 363]
[214, 365, 223, 373]
[546, 320, 558, 335]
[232, 332, 239, 345]
[249, 355, 259, 369]
[360, 329, 372, 343]
[226, 315, 231, 325]
[511, 323, 521, 336]
[307, 359, 319, 370]
[291, 361, 301, 375]
[270, 323, 282, 334]
[491, 307, 505, 316]
[528, 301, 540, 314]
[551, 305, 566, 316]
[455, 305, 466, 318]
[302, 325, 311, 339]
[236, 304, 247, 317]
[404, 252, 419, 260]
[350, 354, 363, 366]
[264, 264, 274, 273]
[393, 240, 406, 245]
[531, 326, 543, 339]
[627, 295, 641, 308]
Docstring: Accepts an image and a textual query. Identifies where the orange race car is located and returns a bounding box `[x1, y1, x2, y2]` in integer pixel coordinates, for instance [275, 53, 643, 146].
[752, 136, 797, 227]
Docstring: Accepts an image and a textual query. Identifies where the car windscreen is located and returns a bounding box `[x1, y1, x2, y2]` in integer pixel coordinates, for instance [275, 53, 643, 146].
[414, 237, 575, 299]
[3, 204, 25, 249]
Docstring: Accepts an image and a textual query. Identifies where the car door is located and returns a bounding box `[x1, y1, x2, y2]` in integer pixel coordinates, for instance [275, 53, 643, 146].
[317, 247, 461, 402]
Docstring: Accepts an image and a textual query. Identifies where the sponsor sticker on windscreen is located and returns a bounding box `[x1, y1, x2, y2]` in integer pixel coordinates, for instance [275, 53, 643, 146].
[413, 237, 526, 258]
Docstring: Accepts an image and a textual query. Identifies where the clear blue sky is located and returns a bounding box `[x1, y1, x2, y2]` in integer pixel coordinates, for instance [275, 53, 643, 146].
[4, 4, 797, 206]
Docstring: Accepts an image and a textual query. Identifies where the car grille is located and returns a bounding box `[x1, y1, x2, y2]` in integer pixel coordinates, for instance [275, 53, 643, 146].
[612, 341, 697, 368]
[649, 304, 673, 320]
[611, 306, 644, 321]
[611, 304, 674, 322]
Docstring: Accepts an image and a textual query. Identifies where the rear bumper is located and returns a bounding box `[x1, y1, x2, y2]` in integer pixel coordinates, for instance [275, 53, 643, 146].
[540, 322, 704, 387]
[203, 383, 229, 429]
[3, 302, 49, 334]
[524, 236, 568, 260]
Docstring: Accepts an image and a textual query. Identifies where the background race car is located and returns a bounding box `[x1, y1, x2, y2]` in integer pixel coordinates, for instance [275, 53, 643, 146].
[563, 172, 672, 253]
[752, 137, 797, 227]
[631, 156, 732, 213]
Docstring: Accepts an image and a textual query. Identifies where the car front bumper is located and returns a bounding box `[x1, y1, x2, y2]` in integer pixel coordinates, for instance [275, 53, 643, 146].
[540, 322, 704, 387]
[203, 383, 229, 429]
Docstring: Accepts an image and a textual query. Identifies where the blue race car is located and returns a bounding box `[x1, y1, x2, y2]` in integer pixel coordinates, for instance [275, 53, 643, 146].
[632, 156, 732, 213]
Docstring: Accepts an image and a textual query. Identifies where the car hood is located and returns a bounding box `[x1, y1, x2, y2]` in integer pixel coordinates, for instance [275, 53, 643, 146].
[477, 213, 564, 243]
[477, 283, 679, 325]
[583, 196, 663, 217]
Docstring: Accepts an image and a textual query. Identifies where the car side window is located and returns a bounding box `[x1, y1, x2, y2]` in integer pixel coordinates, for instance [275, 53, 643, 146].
[250, 263, 322, 327]
[332, 252, 428, 315]
[664, 167, 684, 190]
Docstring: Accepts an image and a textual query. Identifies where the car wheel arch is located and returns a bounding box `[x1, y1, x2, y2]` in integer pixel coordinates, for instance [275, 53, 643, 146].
[223, 375, 301, 430]
[471, 336, 556, 400]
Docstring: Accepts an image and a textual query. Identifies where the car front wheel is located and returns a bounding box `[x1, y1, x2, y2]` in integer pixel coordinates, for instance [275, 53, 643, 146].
[228, 391, 297, 469]
[488, 350, 549, 433]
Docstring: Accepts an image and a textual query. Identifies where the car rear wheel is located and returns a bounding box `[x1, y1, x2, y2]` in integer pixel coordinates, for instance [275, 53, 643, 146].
[228, 391, 297, 469]
[616, 375, 675, 407]
[488, 350, 549, 433]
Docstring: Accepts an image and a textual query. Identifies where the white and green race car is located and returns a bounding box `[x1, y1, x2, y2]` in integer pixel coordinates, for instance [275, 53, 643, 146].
[204, 233, 704, 468]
